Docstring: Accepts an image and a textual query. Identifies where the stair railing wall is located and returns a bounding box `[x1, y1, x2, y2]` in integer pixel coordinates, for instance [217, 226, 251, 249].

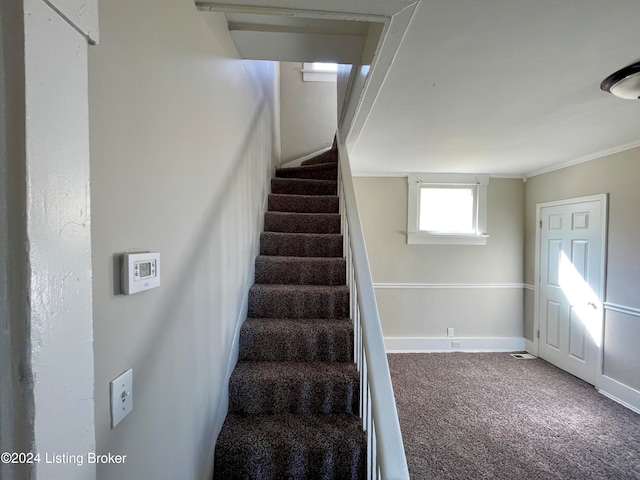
[336, 133, 410, 480]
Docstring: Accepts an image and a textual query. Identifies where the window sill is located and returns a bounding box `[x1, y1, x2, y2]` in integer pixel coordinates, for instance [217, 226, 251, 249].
[407, 233, 489, 245]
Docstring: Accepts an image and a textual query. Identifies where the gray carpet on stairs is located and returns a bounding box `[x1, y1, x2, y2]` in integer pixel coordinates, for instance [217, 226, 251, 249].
[389, 352, 640, 480]
[214, 154, 366, 480]
[255, 256, 346, 285]
[268, 194, 339, 213]
[259, 232, 343, 258]
[272, 177, 337, 196]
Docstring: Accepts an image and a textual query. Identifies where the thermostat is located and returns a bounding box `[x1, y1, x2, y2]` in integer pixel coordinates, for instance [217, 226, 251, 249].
[120, 252, 160, 295]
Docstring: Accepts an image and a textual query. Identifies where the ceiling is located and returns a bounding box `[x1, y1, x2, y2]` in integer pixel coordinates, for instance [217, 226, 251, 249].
[198, 0, 640, 177]
[351, 0, 640, 176]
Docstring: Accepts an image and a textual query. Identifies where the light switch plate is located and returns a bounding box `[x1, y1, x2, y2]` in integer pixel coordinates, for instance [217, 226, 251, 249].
[110, 368, 133, 428]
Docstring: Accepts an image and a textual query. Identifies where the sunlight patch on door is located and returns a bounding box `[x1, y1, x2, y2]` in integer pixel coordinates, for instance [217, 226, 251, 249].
[559, 251, 601, 347]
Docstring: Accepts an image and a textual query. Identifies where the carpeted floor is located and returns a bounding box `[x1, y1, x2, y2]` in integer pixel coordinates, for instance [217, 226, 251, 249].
[388, 352, 640, 480]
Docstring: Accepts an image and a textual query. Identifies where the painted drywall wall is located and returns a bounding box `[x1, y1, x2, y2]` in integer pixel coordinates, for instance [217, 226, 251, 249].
[525, 149, 640, 392]
[280, 61, 336, 163]
[354, 177, 525, 344]
[89, 1, 278, 479]
[0, 2, 32, 479]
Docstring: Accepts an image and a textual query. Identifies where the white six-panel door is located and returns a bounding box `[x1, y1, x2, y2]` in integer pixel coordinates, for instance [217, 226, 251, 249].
[538, 196, 607, 386]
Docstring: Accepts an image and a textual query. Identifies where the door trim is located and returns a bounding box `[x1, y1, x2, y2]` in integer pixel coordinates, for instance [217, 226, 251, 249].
[533, 194, 608, 387]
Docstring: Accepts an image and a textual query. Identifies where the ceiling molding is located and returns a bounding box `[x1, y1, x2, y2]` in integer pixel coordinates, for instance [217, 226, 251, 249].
[525, 139, 640, 179]
[352, 171, 525, 180]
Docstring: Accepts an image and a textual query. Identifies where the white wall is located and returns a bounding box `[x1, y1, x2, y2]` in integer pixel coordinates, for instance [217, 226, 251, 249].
[525, 149, 640, 407]
[280, 61, 336, 162]
[1, 0, 97, 478]
[89, 1, 279, 479]
[25, 1, 97, 477]
[354, 177, 525, 351]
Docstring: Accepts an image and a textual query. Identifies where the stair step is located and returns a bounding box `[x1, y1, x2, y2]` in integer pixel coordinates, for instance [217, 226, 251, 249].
[260, 232, 343, 258]
[268, 194, 339, 213]
[248, 284, 349, 319]
[255, 256, 346, 285]
[229, 361, 359, 415]
[264, 212, 341, 234]
[276, 162, 338, 181]
[272, 178, 336, 196]
[213, 413, 365, 480]
[301, 149, 338, 166]
[240, 318, 353, 362]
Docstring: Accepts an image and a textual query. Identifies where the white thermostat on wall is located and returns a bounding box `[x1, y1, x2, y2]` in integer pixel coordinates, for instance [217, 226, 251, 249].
[120, 252, 160, 295]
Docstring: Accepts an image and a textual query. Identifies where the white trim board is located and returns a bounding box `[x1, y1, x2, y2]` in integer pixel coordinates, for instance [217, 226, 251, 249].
[351, 171, 525, 179]
[598, 375, 640, 415]
[375, 283, 525, 289]
[604, 302, 640, 318]
[525, 338, 536, 355]
[385, 336, 525, 353]
[525, 139, 640, 179]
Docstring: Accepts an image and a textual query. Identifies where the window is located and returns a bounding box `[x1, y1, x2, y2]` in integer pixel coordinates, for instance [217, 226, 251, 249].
[407, 173, 489, 245]
[302, 62, 338, 82]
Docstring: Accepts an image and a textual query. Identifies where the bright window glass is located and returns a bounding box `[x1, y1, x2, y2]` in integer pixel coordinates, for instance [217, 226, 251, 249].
[310, 62, 338, 72]
[419, 186, 475, 233]
[302, 63, 338, 82]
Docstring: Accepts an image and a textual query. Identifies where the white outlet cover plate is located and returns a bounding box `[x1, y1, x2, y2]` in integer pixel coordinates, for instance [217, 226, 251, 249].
[110, 368, 133, 428]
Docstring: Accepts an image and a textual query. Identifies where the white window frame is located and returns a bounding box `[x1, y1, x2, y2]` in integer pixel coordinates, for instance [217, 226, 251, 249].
[407, 173, 490, 245]
[301, 62, 338, 82]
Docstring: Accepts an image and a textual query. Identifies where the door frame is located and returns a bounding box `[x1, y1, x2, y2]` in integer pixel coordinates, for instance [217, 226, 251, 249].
[533, 194, 608, 386]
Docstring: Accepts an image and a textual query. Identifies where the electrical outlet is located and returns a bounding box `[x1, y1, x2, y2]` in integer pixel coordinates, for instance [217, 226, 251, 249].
[447, 328, 454, 337]
[451, 341, 461, 348]
[110, 368, 133, 428]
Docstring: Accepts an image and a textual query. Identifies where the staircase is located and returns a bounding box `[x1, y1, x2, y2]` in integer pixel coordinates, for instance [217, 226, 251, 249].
[213, 149, 366, 480]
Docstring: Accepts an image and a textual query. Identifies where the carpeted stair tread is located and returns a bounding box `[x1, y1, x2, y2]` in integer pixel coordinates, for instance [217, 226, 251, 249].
[240, 318, 353, 362]
[276, 162, 338, 181]
[248, 284, 349, 319]
[213, 413, 365, 480]
[272, 178, 337, 195]
[300, 149, 338, 166]
[264, 212, 341, 234]
[255, 256, 346, 285]
[260, 232, 343, 258]
[268, 194, 339, 213]
[229, 361, 359, 415]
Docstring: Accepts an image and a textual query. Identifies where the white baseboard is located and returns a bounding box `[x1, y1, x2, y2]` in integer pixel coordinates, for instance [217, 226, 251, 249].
[207, 194, 265, 479]
[598, 375, 640, 415]
[206, 288, 249, 480]
[385, 336, 525, 353]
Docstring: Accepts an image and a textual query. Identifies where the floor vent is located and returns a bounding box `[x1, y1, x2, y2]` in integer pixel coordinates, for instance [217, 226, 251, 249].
[510, 353, 536, 359]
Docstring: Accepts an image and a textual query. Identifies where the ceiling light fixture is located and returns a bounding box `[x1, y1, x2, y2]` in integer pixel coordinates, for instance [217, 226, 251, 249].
[601, 61, 640, 99]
